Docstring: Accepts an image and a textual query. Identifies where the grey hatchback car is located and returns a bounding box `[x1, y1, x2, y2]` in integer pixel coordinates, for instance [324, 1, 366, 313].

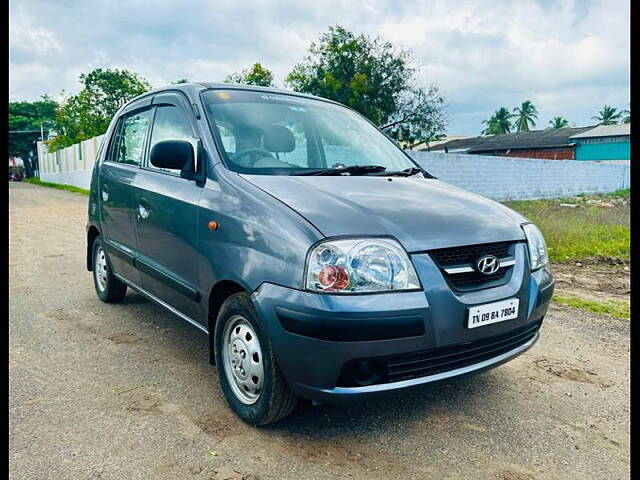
[87, 83, 554, 425]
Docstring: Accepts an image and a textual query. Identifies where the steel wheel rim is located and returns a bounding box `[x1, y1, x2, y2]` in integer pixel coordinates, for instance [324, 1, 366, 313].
[95, 246, 108, 292]
[222, 315, 264, 405]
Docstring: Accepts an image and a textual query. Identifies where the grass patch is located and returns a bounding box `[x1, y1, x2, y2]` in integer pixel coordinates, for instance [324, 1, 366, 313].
[553, 294, 630, 320]
[600, 188, 630, 198]
[504, 191, 630, 263]
[25, 177, 89, 195]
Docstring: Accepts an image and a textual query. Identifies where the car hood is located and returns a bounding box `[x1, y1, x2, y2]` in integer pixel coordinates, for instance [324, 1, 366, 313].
[240, 175, 527, 252]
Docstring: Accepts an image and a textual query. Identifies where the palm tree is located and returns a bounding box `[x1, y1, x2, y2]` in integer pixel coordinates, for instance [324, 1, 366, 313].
[513, 100, 538, 132]
[482, 107, 513, 135]
[621, 104, 630, 123]
[548, 116, 570, 129]
[592, 105, 623, 125]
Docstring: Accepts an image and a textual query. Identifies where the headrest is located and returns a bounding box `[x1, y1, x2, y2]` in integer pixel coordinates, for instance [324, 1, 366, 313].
[262, 125, 295, 153]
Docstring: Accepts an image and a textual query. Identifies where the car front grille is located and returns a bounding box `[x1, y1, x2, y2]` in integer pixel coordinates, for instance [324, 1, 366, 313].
[336, 320, 541, 387]
[429, 241, 519, 290]
[443, 269, 505, 286]
[430, 241, 512, 266]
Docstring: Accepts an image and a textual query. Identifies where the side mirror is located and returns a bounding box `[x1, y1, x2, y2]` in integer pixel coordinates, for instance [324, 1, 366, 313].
[149, 140, 194, 171]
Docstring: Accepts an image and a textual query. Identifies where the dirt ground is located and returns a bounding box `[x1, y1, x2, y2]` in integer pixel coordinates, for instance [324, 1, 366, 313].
[551, 263, 630, 305]
[9, 182, 630, 480]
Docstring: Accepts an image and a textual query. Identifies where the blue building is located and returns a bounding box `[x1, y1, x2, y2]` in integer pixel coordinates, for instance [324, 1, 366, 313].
[570, 124, 630, 162]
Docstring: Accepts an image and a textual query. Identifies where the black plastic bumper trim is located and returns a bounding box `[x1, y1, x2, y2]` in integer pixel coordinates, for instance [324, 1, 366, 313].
[275, 306, 425, 342]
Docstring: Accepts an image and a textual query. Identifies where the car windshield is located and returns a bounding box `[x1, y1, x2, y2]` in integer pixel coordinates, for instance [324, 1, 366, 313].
[202, 89, 421, 176]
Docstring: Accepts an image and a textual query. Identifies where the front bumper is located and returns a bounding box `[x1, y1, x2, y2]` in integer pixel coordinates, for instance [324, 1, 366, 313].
[252, 245, 554, 403]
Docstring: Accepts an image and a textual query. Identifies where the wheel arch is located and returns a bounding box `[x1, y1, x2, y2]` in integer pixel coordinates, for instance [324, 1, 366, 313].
[207, 279, 248, 364]
[86, 225, 101, 271]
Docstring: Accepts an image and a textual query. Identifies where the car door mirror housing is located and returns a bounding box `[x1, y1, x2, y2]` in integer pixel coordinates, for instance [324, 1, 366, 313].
[150, 140, 194, 171]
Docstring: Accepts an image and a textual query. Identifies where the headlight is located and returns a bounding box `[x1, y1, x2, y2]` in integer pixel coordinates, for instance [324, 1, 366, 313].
[522, 223, 549, 270]
[305, 238, 420, 293]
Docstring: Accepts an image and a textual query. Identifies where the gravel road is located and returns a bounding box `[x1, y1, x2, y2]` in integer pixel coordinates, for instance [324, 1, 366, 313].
[9, 182, 630, 480]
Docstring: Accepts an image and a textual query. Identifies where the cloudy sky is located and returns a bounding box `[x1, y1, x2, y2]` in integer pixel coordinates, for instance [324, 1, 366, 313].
[9, 0, 630, 136]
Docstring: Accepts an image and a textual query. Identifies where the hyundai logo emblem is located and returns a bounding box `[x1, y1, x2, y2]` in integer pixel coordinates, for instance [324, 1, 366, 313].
[476, 255, 500, 275]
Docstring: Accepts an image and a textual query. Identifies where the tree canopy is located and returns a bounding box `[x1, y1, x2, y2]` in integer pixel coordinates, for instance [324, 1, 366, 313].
[592, 105, 623, 126]
[48, 68, 150, 151]
[513, 100, 538, 132]
[621, 105, 630, 124]
[9, 95, 59, 175]
[381, 85, 447, 148]
[482, 107, 513, 135]
[548, 116, 570, 129]
[9, 96, 58, 153]
[285, 25, 447, 147]
[225, 63, 275, 87]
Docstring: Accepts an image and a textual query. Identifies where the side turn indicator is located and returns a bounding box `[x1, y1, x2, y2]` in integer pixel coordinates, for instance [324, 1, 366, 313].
[208, 220, 219, 231]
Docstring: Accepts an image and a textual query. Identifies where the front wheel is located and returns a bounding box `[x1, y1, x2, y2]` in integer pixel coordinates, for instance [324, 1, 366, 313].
[214, 293, 298, 425]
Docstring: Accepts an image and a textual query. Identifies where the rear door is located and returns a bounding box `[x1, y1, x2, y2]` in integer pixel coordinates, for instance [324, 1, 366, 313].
[131, 93, 204, 321]
[98, 101, 153, 284]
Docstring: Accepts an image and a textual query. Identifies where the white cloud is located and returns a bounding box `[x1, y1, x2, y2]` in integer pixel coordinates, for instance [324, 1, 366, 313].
[8, 0, 629, 135]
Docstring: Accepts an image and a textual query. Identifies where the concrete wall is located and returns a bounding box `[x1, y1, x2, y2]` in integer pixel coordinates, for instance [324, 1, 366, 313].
[409, 151, 630, 201]
[37, 135, 105, 190]
[37, 135, 630, 201]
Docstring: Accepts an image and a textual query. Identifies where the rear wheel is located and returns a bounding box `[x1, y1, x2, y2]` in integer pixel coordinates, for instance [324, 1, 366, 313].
[214, 293, 298, 425]
[92, 236, 127, 303]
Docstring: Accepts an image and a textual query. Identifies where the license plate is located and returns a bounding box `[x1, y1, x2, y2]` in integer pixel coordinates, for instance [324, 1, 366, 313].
[468, 298, 519, 329]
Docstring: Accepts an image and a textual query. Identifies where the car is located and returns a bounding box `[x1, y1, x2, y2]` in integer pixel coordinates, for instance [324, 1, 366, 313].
[9, 171, 24, 181]
[87, 83, 554, 425]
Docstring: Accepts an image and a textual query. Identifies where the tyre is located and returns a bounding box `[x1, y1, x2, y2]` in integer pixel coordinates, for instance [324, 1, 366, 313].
[214, 292, 298, 425]
[92, 236, 127, 303]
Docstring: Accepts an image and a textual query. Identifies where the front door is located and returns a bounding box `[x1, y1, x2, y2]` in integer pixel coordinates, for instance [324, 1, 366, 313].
[99, 106, 153, 284]
[132, 95, 203, 321]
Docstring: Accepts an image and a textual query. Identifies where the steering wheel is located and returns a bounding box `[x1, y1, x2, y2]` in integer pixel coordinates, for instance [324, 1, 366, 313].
[230, 148, 275, 167]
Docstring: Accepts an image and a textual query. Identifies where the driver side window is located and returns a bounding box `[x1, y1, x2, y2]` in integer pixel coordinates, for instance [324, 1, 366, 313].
[148, 105, 194, 174]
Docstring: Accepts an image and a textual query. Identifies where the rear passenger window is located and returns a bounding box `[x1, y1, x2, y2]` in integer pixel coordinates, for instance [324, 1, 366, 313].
[148, 105, 194, 174]
[112, 109, 152, 166]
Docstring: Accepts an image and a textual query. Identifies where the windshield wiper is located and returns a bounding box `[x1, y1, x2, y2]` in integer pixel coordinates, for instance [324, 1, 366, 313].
[368, 167, 425, 177]
[293, 165, 387, 176]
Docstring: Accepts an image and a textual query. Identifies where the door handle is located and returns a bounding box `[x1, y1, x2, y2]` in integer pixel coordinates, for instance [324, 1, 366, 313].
[101, 185, 109, 202]
[137, 199, 151, 220]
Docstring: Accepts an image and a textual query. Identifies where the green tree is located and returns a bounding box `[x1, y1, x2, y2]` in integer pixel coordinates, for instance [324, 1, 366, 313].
[9, 95, 59, 176]
[482, 107, 513, 135]
[48, 68, 150, 151]
[286, 25, 447, 146]
[381, 85, 448, 149]
[592, 105, 623, 125]
[172, 78, 189, 84]
[621, 104, 630, 123]
[513, 100, 538, 132]
[225, 63, 275, 87]
[548, 116, 570, 129]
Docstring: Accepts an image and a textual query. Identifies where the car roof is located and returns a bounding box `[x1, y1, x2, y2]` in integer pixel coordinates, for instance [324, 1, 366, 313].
[126, 82, 341, 107]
